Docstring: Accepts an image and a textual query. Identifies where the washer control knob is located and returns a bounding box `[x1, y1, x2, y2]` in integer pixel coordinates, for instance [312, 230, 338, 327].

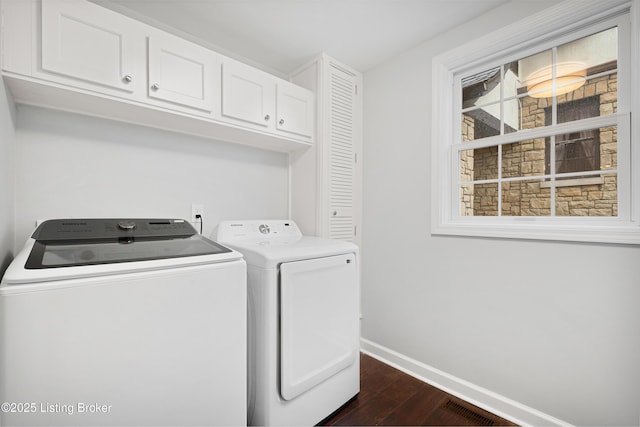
[259, 224, 270, 234]
[118, 220, 136, 230]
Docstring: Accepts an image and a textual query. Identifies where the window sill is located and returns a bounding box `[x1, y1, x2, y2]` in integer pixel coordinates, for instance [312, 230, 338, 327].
[431, 220, 640, 245]
[539, 176, 604, 188]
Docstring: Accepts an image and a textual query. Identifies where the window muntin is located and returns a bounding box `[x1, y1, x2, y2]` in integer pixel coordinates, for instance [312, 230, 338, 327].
[456, 26, 620, 218]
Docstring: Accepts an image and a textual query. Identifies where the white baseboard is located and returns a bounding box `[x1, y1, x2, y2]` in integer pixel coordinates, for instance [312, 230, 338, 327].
[360, 338, 571, 427]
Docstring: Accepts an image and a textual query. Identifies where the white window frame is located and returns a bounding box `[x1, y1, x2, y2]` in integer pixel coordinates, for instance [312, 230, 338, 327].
[431, 0, 640, 244]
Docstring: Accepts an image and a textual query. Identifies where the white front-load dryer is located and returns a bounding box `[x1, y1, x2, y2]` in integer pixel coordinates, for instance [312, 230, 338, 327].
[216, 220, 360, 426]
[0, 218, 247, 426]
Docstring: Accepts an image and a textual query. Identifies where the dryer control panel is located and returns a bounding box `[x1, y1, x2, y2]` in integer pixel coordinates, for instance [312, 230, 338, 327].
[216, 220, 302, 241]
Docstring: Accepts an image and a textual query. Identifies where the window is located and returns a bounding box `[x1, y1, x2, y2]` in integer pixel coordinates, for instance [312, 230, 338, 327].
[432, 0, 640, 244]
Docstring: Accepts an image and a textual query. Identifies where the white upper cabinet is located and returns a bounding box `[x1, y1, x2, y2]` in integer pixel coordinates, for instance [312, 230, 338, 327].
[148, 32, 219, 112]
[276, 82, 314, 138]
[41, 0, 141, 93]
[2, 0, 314, 152]
[221, 60, 275, 127]
[222, 59, 314, 140]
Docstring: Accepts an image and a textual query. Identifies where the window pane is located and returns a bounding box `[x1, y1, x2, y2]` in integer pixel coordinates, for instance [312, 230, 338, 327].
[459, 146, 499, 182]
[502, 180, 550, 216]
[503, 97, 521, 134]
[518, 49, 552, 97]
[462, 106, 500, 141]
[515, 95, 551, 132]
[460, 149, 474, 183]
[547, 125, 617, 176]
[460, 183, 498, 216]
[502, 138, 546, 178]
[557, 27, 617, 75]
[460, 185, 474, 216]
[555, 175, 617, 216]
[503, 62, 519, 99]
[462, 66, 501, 109]
[556, 28, 617, 120]
[557, 73, 617, 122]
[600, 126, 617, 171]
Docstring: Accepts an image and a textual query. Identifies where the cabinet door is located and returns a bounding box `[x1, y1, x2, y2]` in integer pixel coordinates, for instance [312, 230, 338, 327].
[221, 60, 274, 127]
[148, 32, 217, 112]
[41, 0, 139, 93]
[276, 81, 314, 138]
[326, 63, 358, 241]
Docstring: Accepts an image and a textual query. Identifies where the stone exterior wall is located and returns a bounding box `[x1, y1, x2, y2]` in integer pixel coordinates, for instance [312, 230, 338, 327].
[461, 71, 617, 216]
[460, 116, 475, 216]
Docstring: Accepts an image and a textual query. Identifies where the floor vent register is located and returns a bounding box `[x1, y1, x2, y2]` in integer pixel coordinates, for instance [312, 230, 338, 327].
[442, 399, 496, 426]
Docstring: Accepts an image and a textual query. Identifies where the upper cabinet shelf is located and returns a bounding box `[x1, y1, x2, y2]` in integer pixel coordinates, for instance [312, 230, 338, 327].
[1, 0, 315, 153]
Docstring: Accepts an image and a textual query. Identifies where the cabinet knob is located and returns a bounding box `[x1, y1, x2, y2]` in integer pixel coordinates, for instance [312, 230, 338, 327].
[333, 211, 338, 216]
[122, 75, 133, 83]
[151, 83, 160, 91]
[279, 119, 285, 125]
[264, 114, 270, 121]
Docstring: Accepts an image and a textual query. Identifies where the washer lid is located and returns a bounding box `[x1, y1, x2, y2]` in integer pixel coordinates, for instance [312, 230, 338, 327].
[1, 219, 243, 285]
[26, 219, 232, 269]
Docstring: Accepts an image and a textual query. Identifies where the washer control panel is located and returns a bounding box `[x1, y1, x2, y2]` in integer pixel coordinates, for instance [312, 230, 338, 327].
[216, 220, 302, 241]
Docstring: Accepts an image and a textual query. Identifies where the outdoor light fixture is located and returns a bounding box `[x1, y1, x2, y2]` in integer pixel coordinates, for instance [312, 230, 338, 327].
[526, 61, 587, 98]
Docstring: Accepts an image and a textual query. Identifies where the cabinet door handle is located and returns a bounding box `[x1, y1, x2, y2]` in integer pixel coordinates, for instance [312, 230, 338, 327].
[264, 114, 270, 121]
[122, 75, 133, 83]
[279, 119, 285, 125]
[151, 83, 160, 91]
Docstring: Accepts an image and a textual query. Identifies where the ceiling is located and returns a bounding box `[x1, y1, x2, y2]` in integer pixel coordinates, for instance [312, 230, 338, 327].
[101, 0, 508, 75]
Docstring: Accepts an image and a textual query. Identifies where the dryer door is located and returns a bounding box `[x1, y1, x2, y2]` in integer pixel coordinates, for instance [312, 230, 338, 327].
[280, 253, 358, 401]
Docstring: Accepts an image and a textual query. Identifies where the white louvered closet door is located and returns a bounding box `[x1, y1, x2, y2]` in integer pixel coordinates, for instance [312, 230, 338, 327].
[327, 64, 357, 241]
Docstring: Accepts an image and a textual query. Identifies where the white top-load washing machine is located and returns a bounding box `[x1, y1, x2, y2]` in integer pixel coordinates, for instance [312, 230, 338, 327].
[216, 220, 359, 426]
[0, 218, 247, 426]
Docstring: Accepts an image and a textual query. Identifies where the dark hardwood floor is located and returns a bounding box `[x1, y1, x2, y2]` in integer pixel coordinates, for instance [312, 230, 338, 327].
[319, 353, 517, 426]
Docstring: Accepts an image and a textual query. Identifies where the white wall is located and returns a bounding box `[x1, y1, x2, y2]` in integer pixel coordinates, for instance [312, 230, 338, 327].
[13, 106, 289, 246]
[361, 1, 640, 426]
[0, 0, 17, 276]
[0, 81, 16, 275]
